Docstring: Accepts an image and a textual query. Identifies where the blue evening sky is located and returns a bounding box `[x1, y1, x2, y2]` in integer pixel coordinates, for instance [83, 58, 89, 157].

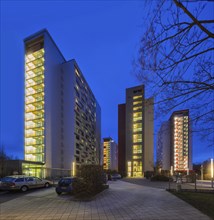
[0, 1, 212, 163]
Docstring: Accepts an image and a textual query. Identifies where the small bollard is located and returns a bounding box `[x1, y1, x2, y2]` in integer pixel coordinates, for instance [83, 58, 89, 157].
[176, 182, 181, 192]
[176, 177, 182, 192]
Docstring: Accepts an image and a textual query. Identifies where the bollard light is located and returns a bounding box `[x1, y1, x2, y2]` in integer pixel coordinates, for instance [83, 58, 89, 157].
[170, 166, 173, 176]
[72, 161, 76, 176]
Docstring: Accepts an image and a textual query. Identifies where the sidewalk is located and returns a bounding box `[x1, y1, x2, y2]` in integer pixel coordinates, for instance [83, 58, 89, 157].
[122, 177, 214, 192]
[0, 180, 211, 220]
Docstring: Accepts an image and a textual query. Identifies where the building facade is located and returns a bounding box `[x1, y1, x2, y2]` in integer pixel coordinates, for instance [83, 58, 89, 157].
[170, 110, 192, 172]
[103, 137, 118, 171]
[24, 29, 101, 178]
[157, 109, 192, 173]
[157, 121, 170, 170]
[118, 85, 154, 177]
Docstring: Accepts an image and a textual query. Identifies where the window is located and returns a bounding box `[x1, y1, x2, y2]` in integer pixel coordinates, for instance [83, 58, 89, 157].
[133, 106, 142, 111]
[133, 155, 142, 159]
[133, 134, 142, 143]
[133, 100, 142, 106]
[133, 95, 142, 100]
[133, 145, 142, 154]
[133, 123, 142, 132]
[133, 112, 142, 122]
[26, 177, 34, 182]
[15, 178, 25, 182]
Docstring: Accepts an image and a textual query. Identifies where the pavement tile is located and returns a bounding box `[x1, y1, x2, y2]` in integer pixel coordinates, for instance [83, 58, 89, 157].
[0, 180, 211, 220]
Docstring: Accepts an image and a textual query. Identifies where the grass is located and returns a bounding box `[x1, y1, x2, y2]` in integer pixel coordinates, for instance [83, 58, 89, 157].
[170, 191, 214, 219]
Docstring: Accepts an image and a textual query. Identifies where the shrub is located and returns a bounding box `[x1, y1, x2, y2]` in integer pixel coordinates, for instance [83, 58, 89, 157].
[145, 171, 154, 179]
[151, 175, 170, 182]
[73, 164, 106, 197]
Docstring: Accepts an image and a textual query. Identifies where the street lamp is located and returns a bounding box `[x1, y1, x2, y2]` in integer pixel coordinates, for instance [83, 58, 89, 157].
[211, 158, 213, 188]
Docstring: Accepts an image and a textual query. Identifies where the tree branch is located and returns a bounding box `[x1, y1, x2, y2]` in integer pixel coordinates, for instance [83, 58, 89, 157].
[173, 0, 214, 38]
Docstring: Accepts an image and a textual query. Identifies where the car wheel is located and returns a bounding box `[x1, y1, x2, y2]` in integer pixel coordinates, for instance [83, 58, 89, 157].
[44, 182, 50, 188]
[21, 185, 28, 192]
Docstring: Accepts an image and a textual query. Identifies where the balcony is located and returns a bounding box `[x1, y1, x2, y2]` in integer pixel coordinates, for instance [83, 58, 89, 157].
[25, 121, 44, 129]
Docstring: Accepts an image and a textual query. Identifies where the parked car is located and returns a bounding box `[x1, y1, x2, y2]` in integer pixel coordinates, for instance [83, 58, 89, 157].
[111, 173, 122, 180]
[0, 175, 52, 192]
[55, 177, 76, 195]
[108, 173, 121, 181]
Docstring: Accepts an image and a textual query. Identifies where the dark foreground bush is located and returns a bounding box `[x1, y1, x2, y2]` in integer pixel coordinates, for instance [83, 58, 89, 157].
[151, 175, 170, 182]
[73, 165, 108, 199]
[145, 171, 154, 179]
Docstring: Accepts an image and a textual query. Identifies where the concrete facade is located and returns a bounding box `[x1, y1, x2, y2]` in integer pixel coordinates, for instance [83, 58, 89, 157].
[118, 85, 154, 177]
[170, 109, 192, 172]
[157, 110, 192, 173]
[24, 29, 101, 178]
[157, 121, 170, 170]
[103, 137, 118, 171]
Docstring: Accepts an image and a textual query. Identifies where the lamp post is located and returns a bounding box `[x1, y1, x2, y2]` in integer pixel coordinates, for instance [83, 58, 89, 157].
[211, 158, 213, 188]
[201, 164, 203, 180]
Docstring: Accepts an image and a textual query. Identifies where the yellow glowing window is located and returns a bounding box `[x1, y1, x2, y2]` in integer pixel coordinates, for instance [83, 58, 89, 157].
[133, 106, 142, 111]
[133, 123, 142, 132]
[75, 69, 80, 77]
[133, 155, 142, 159]
[133, 112, 142, 122]
[133, 95, 142, 100]
[133, 100, 142, 106]
[127, 161, 132, 177]
[133, 134, 142, 143]
[133, 145, 142, 154]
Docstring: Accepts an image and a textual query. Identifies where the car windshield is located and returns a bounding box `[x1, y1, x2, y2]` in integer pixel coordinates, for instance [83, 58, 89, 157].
[1, 177, 16, 182]
[58, 178, 73, 186]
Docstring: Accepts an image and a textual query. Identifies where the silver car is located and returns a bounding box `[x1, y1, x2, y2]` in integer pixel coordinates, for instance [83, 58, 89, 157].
[0, 175, 52, 192]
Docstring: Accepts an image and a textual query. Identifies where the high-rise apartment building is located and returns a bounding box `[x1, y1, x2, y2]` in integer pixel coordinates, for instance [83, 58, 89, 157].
[103, 137, 118, 171]
[157, 109, 192, 172]
[23, 29, 101, 178]
[170, 110, 192, 172]
[118, 85, 154, 177]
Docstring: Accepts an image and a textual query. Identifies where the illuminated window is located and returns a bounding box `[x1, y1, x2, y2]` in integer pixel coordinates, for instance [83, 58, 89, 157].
[133, 106, 142, 111]
[133, 95, 142, 100]
[133, 112, 142, 122]
[133, 161, 142, 177]
[127, 161, 132, 177]
[133, 134, 142, 143]
[133, 100, 142, 106]
[133, 145, 142, 154]
[25, 47, 45, 163]
[133, 123, 142, 132]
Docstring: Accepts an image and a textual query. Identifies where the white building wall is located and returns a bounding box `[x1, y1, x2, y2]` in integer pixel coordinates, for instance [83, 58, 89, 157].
[144, 98, 154, 172]
[110, 141, 118, 171]
[157, 121, 170, 170]
[43, 32, 66, 171]
[61, 60, 76, 172]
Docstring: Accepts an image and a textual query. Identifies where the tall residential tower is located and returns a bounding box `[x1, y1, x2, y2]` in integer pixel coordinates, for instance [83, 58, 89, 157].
[157, 109, 192, 172]
[103, 137, 118, 171]
[170, 110, 192, 172]
[118, 85, 154, 177]
[24, 29, 101, 178]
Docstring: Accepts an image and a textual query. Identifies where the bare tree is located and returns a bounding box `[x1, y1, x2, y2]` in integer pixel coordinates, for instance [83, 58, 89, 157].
[135, 0, 214, 144]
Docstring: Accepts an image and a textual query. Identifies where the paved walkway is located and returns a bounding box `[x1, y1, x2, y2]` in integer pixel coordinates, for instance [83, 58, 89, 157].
[0, 180, 211, 220]
[122, 178, 214, 191]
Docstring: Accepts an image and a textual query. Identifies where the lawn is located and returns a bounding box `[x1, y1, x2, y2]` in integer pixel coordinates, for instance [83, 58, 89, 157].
[170, 191, 214, 219]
